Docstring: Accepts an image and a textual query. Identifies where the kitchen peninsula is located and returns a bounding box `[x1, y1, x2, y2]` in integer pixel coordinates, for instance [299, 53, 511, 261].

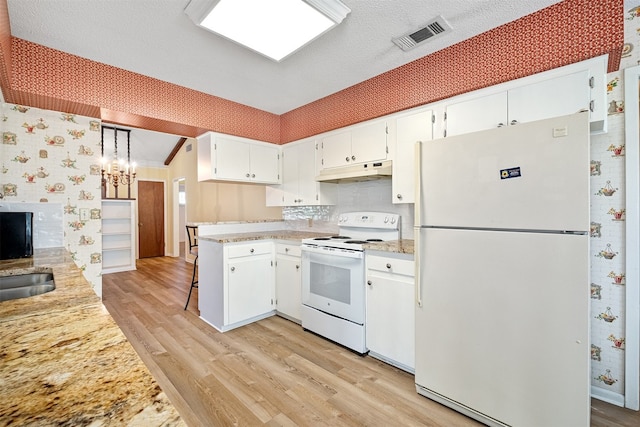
[196, 220, 414, 335]
[197, 229, 334, 332]
[0, 248, 184, 426]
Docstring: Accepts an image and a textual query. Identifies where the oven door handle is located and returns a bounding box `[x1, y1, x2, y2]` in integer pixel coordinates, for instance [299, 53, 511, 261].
[301, 245, 364, 259]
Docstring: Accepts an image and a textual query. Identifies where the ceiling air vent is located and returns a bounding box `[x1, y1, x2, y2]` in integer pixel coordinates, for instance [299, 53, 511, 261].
[392, 16, 452, 52]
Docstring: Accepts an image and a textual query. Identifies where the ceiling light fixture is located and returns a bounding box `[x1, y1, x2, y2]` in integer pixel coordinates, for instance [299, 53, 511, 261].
[101, 126, 136, 200]
[185, 0, 351, 62]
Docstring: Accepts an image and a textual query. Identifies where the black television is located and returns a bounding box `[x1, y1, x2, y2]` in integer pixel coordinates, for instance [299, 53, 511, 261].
[0, 212, 34, 260]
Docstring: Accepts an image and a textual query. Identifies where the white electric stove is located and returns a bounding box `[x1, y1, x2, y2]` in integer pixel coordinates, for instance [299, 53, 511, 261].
[300, 212, 400, 353]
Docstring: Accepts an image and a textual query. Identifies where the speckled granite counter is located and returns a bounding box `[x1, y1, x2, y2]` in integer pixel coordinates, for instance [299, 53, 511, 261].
[364, 239, 414, 255]
[0, 248, 184, 426]
[187, 218, 285, 226]
[199, 229, 334, 243]
[199, 230, 414, 255]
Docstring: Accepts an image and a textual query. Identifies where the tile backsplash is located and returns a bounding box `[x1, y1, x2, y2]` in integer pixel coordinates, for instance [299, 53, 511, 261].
[0, 202, 63, 248]
[283, 179, 414, 239]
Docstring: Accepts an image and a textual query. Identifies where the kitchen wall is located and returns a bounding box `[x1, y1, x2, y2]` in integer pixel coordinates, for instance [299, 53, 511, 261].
[102, 134, 283, 258]
[587, 0, 639, 404]
[165, 137, 283, 254]
[0, 103, 102, 295]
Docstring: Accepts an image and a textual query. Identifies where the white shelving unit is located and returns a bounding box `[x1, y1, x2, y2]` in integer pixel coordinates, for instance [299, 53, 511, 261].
[102, 199, 136, 274]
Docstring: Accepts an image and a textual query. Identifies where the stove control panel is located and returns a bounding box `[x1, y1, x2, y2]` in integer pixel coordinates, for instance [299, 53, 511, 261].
[338, 212, 400, 229]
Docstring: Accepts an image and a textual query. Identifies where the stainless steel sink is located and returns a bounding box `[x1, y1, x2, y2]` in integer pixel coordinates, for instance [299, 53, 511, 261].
[0, 272, 55, 301]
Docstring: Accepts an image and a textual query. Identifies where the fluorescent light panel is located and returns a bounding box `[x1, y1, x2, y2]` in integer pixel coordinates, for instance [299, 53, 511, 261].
[189, 0, 349, 62]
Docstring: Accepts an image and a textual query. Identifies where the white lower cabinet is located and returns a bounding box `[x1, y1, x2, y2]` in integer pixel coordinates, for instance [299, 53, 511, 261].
[227, 244, 275, 324]
[366, 253, 415, 372]
[275, 242, 302, 323]
[199, 240, 275, 332]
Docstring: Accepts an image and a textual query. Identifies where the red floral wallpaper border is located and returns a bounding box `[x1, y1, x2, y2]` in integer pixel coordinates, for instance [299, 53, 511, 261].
[280, 0, 624, 142]
[0, 0, 624, 144]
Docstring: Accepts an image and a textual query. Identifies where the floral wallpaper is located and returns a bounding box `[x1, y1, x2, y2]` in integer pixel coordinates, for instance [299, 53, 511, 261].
[588, 0, 640, 402]
[0, 103, 102, 296]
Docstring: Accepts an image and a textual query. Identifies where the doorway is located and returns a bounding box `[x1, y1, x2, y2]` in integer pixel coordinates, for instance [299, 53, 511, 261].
[138, 180, 165, 258]
[172, 177, 186, 258]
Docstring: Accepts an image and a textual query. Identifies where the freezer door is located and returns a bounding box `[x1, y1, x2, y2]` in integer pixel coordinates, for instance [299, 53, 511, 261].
[415, 228, 589, 427]
[418, 112, 589, 231]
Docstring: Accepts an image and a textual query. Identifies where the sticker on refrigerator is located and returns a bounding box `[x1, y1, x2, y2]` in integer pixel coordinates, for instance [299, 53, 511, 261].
[500, 167, 521, 180]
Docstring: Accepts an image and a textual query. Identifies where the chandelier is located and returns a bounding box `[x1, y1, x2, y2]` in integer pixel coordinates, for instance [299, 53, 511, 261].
[100, 125, 136, 199]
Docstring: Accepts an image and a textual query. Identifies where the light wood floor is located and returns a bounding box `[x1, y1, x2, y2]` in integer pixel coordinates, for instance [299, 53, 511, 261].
[103, 256, 640, 427]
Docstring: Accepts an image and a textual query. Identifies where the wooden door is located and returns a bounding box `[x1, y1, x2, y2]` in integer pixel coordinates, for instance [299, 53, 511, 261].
[138, 180, 164, 258]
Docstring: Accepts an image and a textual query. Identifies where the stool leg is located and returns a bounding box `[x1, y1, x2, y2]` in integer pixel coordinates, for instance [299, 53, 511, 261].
[184, 255, 198, 310]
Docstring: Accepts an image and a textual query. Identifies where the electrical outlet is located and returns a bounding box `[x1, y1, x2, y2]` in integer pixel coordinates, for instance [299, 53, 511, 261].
[80, 208, 90, 221]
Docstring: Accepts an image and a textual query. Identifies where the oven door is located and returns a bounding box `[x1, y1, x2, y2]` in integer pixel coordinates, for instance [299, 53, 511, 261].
[301, 245, 365, 324]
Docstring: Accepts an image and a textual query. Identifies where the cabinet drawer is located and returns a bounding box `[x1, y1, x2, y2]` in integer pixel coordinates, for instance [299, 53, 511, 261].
[367, 255, 414, 276]
[276, 243, 301, 257]
[227, 242, 272, 258]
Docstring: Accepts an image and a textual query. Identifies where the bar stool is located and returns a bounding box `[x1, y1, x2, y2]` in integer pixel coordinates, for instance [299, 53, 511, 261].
[184, 225, 198, 310]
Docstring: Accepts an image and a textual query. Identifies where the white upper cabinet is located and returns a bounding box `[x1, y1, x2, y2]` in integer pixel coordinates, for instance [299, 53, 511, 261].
[391, 109, 433, 204]
[214, 136, 251, 181]
[445, 92, 507, 137]
[321, 131, 351, 170]
[249, 143, 280, 183]
[266, 138, 336, 207]
[321, 119, 388, 169]
[507, 70, 590, 124]
[197, 132, 280, 184]
[444, 55, 607, 137]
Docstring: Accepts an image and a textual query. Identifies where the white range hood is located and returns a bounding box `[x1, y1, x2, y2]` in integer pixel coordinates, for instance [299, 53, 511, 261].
[315, 160, 392, 183]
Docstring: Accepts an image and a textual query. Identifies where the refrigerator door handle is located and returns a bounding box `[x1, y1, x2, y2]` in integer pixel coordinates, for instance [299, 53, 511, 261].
[414, 140, 422, 228]
[414, 140, 423, 307]
[414, 229, 422, 307]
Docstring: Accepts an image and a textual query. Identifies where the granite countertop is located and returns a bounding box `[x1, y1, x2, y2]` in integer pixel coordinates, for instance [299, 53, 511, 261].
[187, 218, 285, 226]
[0, 248, 184, 426]
[364, 239, 414, 255]
[199, 229, 334, 243]
[200, 230, 415, 255]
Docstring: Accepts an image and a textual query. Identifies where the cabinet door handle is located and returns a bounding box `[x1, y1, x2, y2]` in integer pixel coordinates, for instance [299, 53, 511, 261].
[296, 265, 300, 270]
[245, 173, 250, 178]
[497, 122, 505, 128]
[510, 119, 518, 125]
[386, 263, 392, 269]
[351, 155, 356, 161]
[285, 247, 289, 252]
[367, 280, 372, 286]
[251, 173, 255, 178]
[345, 156, 350, 162]
[396, 194, 402, 200]
[250, 248, 254, 253]
[230, 266, 235, 272]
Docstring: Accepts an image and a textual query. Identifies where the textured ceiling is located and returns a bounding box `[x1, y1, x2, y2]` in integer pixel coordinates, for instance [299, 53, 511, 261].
[7, 0, 562, 115]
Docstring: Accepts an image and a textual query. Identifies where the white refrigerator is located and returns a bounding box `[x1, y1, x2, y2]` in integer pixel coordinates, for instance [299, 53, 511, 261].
[414, 112, 590, 427]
